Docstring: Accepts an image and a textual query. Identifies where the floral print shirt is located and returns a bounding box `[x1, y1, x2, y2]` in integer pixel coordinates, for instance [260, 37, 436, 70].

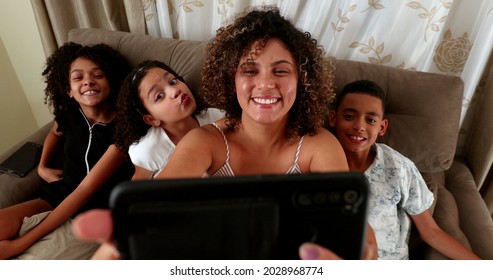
[364, 143, 434, 260]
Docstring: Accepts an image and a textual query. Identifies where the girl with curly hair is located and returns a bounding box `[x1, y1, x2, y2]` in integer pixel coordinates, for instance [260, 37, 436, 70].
[113, 60, 223, 179]
[0, 42, 134, 259]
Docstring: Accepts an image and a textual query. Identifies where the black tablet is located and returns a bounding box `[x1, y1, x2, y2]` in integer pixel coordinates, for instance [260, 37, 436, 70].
[0, 142, 42, 178]
[110, 172, 369, 260]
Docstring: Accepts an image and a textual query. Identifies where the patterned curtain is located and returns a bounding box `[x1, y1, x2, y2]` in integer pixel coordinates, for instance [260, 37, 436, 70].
[30, 0, 147, 57]
[142, 0, 493, 156]
[30, 0, 493, 157]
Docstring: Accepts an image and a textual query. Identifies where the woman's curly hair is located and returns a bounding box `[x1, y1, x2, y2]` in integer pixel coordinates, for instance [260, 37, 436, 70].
[113, 60, 206, 154]
[42, 42, 131, 131]
[201, 6, 335, 140]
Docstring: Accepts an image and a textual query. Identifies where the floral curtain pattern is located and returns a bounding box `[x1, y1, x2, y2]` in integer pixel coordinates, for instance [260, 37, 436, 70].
[30, 0, 492, 156]
[141, 0, 493, 156]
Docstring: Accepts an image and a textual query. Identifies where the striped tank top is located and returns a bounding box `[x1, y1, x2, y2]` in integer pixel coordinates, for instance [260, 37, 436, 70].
[210, 123, 304, 177]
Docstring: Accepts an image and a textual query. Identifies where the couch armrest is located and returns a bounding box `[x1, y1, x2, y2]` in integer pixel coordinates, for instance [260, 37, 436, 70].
[0, 122, 52, 208]
[445, 158, 493, 259]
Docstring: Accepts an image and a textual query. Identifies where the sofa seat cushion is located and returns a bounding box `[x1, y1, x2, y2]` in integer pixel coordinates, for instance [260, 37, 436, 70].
[0, 122, 52, 208]
[445, 158, 493, 259]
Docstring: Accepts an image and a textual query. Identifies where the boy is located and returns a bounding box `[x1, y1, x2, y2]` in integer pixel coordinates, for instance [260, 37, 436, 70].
[329, 79, 479, 260]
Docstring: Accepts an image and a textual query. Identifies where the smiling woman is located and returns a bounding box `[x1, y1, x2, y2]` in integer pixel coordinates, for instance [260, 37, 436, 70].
[234, 38, 298, 125]
[151, 7, 348, 178]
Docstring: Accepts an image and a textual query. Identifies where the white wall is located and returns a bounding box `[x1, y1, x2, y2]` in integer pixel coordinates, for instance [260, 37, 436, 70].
[0, 0, 51, 154]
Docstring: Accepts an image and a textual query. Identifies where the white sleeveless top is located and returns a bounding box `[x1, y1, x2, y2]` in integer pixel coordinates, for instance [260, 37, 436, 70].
[129, 108, 224, 178]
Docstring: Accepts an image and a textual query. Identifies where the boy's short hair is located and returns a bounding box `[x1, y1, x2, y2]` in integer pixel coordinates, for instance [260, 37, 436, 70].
[334, 80, 387, 114]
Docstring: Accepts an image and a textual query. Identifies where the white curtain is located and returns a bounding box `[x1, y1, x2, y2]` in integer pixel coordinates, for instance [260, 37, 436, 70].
[142, 0, 493, 156]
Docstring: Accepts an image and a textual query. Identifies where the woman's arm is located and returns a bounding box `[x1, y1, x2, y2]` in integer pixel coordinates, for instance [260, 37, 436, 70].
[8, 145, 128, 258]
[412, 210, 480, 259]
[131, 165, 154, 180]
[155, 127, 217, 179]
[37, 122, 64, 183]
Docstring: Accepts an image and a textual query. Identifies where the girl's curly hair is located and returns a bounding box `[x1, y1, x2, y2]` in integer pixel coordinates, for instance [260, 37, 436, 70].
[113, 60, 206, 154]
[42, 42, 131, 131]
[201, 6, 335, 140]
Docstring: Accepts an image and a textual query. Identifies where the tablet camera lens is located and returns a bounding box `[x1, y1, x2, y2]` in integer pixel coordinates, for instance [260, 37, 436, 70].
[328, 191, 341, 203]
[312, 192, 326, 205]
[343, 190, 358, 204]
[297, 193, 312, 206]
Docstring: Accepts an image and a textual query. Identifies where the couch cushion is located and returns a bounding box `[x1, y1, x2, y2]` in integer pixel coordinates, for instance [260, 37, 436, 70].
[68, 28, 207, 94]
[0, 122, 52, 208]
[334, 60, 464, 173]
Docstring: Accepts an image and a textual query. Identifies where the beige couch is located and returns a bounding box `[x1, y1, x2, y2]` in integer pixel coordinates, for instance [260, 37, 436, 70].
[1, 28, 493, 259]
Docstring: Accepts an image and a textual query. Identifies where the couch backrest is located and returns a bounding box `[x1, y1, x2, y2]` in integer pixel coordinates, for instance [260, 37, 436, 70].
[68, 28, 464, 173]
[68, 28, 207, 97]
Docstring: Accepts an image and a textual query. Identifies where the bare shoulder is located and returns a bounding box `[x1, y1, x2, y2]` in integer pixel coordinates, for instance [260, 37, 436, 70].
[302, 128, 348, 172]
[169, 122, 227, 164]
[305, 128, 341, 146]
[180, 123, 224, 146]
[50, 121, 63, 136]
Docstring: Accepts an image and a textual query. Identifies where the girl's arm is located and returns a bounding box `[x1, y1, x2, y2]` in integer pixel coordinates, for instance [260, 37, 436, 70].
[10, 144, 128, 257]
[37, 122, 64, 183]
[412, 210, 480, 259]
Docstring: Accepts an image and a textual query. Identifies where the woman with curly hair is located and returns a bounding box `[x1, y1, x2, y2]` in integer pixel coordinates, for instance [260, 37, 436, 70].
[154, 6, 347, 178]
[113, 60, 223, 179]
[0, 42, 134, 259]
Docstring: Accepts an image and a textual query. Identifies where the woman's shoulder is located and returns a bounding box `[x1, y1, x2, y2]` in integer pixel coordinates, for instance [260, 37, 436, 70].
[180, 121, 225, 145]
[300, 128, 348, 171]
[304, 127, 340, 145]
[196, 108, 226, 126]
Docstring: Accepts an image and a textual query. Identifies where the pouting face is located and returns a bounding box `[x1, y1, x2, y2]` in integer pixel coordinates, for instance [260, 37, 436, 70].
[138, 67, 196, 127]
[234, 38, 298, 125]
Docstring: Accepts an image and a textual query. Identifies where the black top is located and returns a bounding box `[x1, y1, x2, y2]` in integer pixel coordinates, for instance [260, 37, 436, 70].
[40, 109, 134, 214]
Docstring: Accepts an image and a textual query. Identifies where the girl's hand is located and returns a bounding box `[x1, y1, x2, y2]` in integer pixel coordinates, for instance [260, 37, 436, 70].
[37, 166, 63, 183]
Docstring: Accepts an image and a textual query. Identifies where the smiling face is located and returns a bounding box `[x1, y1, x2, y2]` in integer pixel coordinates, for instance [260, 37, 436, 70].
[330, 93, 388, 155]
[68, 57, 111, 109]
[138, 67, 196, 127]
[234, 38, 298, 125]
